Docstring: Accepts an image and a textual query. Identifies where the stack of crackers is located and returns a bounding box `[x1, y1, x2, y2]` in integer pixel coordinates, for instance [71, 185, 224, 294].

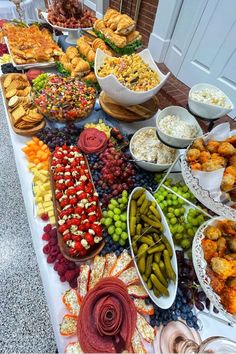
[3, 74, 44, 130]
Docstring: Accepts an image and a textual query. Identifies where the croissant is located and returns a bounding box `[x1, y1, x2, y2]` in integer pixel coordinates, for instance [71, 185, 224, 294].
[103, 8, 120, 24]
[82, 72, 97, 83]
[93, 19, 106, 32]
[115, 14, 135, 35]
[66, 46, 78, 60]
[77, 37, 92, 57]
[103, 28, 127, 48]
[60, 53, 68, 65]
[87, 49, 96, 63]
[107, 14, 123, 30]
[71, 57, 81, 66]
[126, 30, 141, 44]
[74, 59, 90, 73]
[92, 38, 113, 56]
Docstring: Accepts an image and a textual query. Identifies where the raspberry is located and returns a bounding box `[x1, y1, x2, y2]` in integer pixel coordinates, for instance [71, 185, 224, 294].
[67, 262, 76, 270]
[41, 213, 49, 221]
[74, 267, 80, 276]
[49, 228, 57, 239]
[49, 238, 57, 246]
[47, 254, 57, 263]
[57, 264, 67, 276]
[42, 233, 50, 241]
[65, 270, 76, 282]
[43, 244, 51, 255]
[57, 254, 64, 260]
[43, 224, 52, 233]
[50, 245, 60, 256]
[54, 262, 60, 271]
[69, 277, 78, 288]
[60, 275, 66, 282]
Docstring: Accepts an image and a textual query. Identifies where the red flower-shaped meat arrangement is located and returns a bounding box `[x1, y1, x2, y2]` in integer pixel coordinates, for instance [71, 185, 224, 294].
[59, 252, 155, 354]
[51, 145, 103, 257]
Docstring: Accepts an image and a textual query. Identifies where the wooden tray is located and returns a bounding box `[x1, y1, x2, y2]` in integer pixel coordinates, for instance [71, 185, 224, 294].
[0, 73, 46, 136]
[99, 91, 159, 122]
[49, 155, 105, 264]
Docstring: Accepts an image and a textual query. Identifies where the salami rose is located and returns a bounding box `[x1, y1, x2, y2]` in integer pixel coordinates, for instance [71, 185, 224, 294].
[77, 128, 108, 154]
[77, 277, 137, 353]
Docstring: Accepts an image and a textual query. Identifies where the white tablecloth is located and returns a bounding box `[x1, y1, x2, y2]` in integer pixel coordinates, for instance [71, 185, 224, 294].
[0, 0, 38, 21]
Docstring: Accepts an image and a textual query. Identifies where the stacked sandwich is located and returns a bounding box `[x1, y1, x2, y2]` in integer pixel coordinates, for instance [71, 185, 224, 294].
[93, 8, 142, 55]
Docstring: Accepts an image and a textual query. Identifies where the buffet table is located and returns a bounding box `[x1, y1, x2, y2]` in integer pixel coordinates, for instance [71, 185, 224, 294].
[2, 96, 235, 351]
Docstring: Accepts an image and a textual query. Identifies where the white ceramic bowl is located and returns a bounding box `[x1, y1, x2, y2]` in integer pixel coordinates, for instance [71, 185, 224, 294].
[130, 126, 178, 172]
[95, 48, 170, 106]
[156, 106, 203, 148]
[127, 187, 178, 309]
[188, 83, 234, 119]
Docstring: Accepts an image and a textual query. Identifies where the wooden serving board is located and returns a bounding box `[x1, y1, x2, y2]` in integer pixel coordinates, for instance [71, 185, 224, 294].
[49, 155, 105, 264]
[0, 73, 46, 136]
[99, 91, 159, 122]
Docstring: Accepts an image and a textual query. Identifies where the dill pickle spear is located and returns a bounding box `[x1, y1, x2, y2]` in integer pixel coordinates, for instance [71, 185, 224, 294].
[160, 235, 173, 258]
[152, 262, 168, 287]
[147, 277, 153, 290]
[140, 199, 149, 214]
[133, 188, 145, 199]
[130, 200, 137, 218]
[147, 244, 165, 254]
[163, 249, 176, 282]
[145, 254, 153, 278]
[137, 193, 145, 206]
[130, 216, 136, 236]
[150, 274, 169, 296]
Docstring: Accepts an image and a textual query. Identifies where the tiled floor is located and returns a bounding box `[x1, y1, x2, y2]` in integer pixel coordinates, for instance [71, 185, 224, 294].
[156, 63, 236, 132]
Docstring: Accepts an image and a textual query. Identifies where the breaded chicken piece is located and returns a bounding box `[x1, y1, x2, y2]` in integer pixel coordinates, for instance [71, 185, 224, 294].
[206, 140, 220, 153]
[217, 237, 227, 257]
[187, 148, 200, 162]
[227, 277, 236, 289]
[207, 268, 225, 294]
[192, 138, 206, 151]
[218, 220, 236, 236]
[221, 287, 236, 314]
[225, 166, 236, 178]
[202, 160, 224, 172]
[218, 142, 236, 157]
[202, 239, 218, 262]
[199, 151, 211, 164]
[229, 155, 236, 167]
[204, 225, 222, 240]
[190, 162, 202, 171]
[211, 153, 227, 167]
[221, 173, 235, 192]
[227, 136, 236, 147]
[211, 257, 236, 280]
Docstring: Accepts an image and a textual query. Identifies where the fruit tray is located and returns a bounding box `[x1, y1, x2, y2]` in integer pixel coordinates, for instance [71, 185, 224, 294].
[0, 74, 46, 136]
[49, 152, 105, 263]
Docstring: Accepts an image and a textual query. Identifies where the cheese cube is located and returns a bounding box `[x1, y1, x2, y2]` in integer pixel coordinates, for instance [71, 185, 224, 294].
[48, 210, 54, 217]
[44, 194, 52, 202]
[50, 216, 56, 225]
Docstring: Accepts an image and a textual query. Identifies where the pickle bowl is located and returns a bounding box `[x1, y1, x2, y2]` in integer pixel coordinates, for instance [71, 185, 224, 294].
[127, 186, 178, 309]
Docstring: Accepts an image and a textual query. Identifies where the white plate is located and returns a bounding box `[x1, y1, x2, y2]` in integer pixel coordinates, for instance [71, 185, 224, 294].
[193, 217, 236, 323]
[181, 148, 236, 220]
[127, 187, 178, 309]
[4, 36, 57, 70]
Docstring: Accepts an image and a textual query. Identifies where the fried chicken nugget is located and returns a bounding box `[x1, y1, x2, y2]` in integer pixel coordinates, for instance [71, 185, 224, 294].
[190, 162, 202, 171]
[225, 166, 236, 178]
[218, 220, 236, 236]
[227, 135, 236, 147]
[206, 140, 220, 153]
[217, 237, 227, 257]
[221, 173, 235, 192]
[218, 142, 236, 157]
[229, 155, 236, 167]
[187, 148, 200, 162]
[202, 160, 224, 172]
[207, 268, 225, 294]
[221, 287, 236, 314]
[202, 239, 218, 262]
[191, 138, 206, 151]
[204, 225, 222, 240]
[211, 257, 236, 280]
[227, 277, 236, 289]
[199, 151, 211, 164]
[211, 153, 227, 167]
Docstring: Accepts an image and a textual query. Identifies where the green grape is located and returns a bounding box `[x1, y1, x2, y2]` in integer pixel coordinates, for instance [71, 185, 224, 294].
[121, 232, 128, 240]
[104, 218, 112, 226]
[118, 198, 123, 203]
[107, 210, 114, 218]
[122, 190, 128, 197]
[174, 209, 180, 217]
[115, 221, 122, 228]
[113, 215, 120, 221]
[108, 204, 115, 210]
[115, 227, 122, 235]
[158, 195, 164, 201]
[168, 207, 174, 213]
[167, 200, 172, 206]
[111, 199, 118, 206]
[119, 203, 125, 209]
[101, 218, 105, 224]
[159, 202, 164, 209]
[113, 234, 119, 242]
[114, 208, 121, 215]
[187, 228, 194, 237]
[121, 222, 127, 231]
[121, 197, 128, 204]
[175, 233, 183, 240]
[120, 213, 127, 222]
[182, 186, 188, 193]
[181, 238, 191, 249]
[119, 239, 126, 246]
[170, 217, 177, 225]
[167, 212, 174, 219]
[108, 225, 115, 235]
[177, 225, 184, 233]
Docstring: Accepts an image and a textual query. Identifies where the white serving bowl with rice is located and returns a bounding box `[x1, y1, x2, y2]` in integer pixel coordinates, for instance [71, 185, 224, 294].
[156, 106, 203, 148]
[130, 127, 178, 172]
[95, 48, 170, 106]
[188, 83, 234, 119]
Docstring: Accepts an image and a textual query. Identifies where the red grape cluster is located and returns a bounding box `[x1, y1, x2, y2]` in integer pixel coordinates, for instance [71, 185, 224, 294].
[89, 142, 136, 206]
[42, 224, 80, 288]
[177, 250, 208, 311]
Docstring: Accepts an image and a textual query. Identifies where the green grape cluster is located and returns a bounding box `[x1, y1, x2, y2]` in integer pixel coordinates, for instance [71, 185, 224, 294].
[32, 73, 49, 92]
[154, 176, 207, 250]
[101, 190, 128, 246]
